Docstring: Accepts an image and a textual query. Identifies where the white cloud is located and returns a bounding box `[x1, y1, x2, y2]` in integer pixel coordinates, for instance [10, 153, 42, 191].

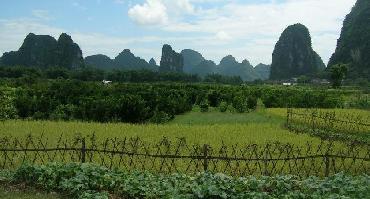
[0, 18, 186, 62]
[31, 10, 52, 21]
[128, 0, 195, 26]
[150, 0, 356, 65]
[128, 0, 168, 25]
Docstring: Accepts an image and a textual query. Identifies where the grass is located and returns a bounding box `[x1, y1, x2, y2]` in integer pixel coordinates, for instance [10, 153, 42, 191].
[169, 106, 284, 125]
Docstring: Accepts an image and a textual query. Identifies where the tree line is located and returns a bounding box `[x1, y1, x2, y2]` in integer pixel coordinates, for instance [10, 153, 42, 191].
[0, 66, 244, 85]
[0, 79, 346, 123]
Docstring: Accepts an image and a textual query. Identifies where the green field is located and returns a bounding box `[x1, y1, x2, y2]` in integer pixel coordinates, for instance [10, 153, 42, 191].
[0, 108, 323, 147]
[1, 107, 367, 146]
[0, 107, 368, 176]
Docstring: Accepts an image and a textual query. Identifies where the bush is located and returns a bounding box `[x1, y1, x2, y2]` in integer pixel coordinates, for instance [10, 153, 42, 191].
[0, 88, 18, 120]
[199, 101, 209, 112]
[50, 104, 77, 121]
[149, 111, 171, 124]
[219, 101, 228, 112]
[247, 96, 257, 110]
[232, 96, 247, 113]
[207, 90, 221, 107]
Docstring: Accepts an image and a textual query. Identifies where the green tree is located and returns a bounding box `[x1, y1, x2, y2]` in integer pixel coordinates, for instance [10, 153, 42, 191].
[0, 88, 18, 120]
[330, 64, 348, 88]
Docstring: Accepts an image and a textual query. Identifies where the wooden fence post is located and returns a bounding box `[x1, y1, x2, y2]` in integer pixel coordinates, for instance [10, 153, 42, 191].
[203, 144, 209, 172]
[286, 108, 291, 129]
[324, 154, 330, 177]
[81, 137, 86, 163]
[264, 146, 269, 176]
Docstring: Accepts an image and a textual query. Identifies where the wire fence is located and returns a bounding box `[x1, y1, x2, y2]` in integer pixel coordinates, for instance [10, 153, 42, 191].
[0, 134, 369, 177]
[286, 108, 370, 144]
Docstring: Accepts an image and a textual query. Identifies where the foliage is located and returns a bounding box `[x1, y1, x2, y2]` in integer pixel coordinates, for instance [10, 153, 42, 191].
[0, 87, 18, 121]
[232, 95, 247, 113]
[260, 87, 344, 108]
[203, 73, 243, 85]
[207, 90, 221, 107]
[330, 64, 348, 88]
[247, 96, 258, 110]
[50, 104, 77, 121]
[0, 78, 349, 123]
[149, 111, 171, 124]
[0, 186, 60, 199]
[199, 101, 209, 112]
[6, 163, 370, 199]
[218, 101, 228, 112]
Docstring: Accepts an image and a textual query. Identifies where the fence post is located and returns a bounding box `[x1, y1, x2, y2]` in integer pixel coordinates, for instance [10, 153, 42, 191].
[286, 108, 291, 129]
[264, 146, 269, 176]
[324, 154, 330, 177]
[81, 137, 86, 163]
[203, 144, 209, 172]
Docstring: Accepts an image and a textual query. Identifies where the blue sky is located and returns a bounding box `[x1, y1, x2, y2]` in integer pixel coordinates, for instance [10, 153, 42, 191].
[0, 0, 356, 66]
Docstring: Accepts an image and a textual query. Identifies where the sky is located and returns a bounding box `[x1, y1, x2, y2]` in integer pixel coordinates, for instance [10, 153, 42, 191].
[0, 0, 357, 66]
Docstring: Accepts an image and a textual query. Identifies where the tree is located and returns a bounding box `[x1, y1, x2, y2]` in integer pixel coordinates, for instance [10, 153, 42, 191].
[330, 64, 348, 88]
[0, 88, 18, 120]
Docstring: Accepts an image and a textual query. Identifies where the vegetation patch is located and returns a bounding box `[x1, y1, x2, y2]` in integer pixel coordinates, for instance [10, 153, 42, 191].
[2, 163, 369, 199]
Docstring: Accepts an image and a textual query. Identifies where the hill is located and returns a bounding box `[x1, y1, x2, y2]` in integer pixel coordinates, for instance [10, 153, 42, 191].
[159, 44, 184, 73]
[217, 55, 261, 81]
[328, 0, 370, 79]
[85, 50, 157, 71]
[270, 24, 325, 80]
[1, 33, 83, 68]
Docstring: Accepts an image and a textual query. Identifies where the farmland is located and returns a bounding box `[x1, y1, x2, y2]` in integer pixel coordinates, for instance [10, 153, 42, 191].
[0, 108, 331, 146]
[0, 81, 369, 198]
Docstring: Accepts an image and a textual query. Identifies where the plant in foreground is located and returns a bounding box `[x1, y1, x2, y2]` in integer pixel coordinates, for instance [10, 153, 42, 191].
[4, 163, 370, 199]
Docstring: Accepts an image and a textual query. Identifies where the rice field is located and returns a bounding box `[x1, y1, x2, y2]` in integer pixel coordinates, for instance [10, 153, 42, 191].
[0, 108, 323, 147]
[0, 108, 368, 176]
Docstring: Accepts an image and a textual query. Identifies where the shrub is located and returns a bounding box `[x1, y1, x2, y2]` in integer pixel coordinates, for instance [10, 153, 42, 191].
[207, 90, 221, 107]
[199, 101, 209, 112]
[50, 104, 77, 121]
[232, 96, 247, 113]
[0, 88, 18, 120]
[247, 96, 258, 110]
[219, 101, 228, 112]
[149, 111, 171, 124]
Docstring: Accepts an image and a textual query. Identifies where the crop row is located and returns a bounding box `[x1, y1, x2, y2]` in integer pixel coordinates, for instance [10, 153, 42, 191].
[1, 163, 369, 199]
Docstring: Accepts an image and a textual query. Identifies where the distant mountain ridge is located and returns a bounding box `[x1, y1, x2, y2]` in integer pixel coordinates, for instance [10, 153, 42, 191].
[181, 49, 206, 73]
[85, 49, 157, 71]
[254, 63, 271, 80]
[180, 49, 270, 81]
[1, 33, 83, 69]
